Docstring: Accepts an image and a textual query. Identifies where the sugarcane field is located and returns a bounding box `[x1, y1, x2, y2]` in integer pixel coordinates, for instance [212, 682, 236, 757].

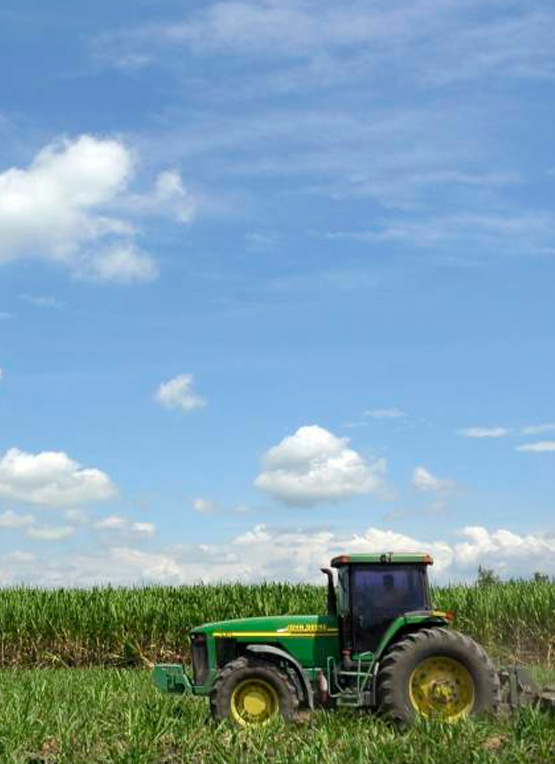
[1, 0, 554, 762]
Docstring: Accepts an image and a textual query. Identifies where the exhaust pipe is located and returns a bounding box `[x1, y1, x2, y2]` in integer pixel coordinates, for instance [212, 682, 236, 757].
[320, 568, 337, 616]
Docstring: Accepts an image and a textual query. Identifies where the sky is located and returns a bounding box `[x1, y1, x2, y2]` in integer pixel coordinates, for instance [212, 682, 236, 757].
[0, 0, 554, 586]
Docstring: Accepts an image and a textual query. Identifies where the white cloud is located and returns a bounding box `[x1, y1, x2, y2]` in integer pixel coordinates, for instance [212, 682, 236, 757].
[453, 527, 555, 574]
[326, 212, 555, 256]
[192, 497, 251, 514]
[516, 441, 555, 453]
[0, 510, 35, 528]
[64, 508, 89, 525]
[193, 498, 218, 514]
[95, 515, 127, 531]
[1, 521, 554, 585]
[0, 448, 117, 507]
[108, 547, 191, 582]
[10, 551, 36, 563]
[122, 169, 198, 224]
[94, 514, 156, 537]
[254, 425, 386, 506]
[131, 521, 156, 537]
[153, 170, 197, 223]
[521, 423, 555, 435]
[75, 243, 159, 283]
[0, 135, 132, 261]
[0, 135, 195, 283]
[412, 466, 455, 493]
[457, 427, 511, 438]
[26, 525, 75, 541]
[99, 1, 555, 88]
[0, 367, 3, 383]
[155, 373, 206, 412]
[365, 407, 407, 419]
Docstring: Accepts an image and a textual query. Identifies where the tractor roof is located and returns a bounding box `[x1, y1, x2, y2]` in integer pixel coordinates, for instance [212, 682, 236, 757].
[331, 552, 433, 567]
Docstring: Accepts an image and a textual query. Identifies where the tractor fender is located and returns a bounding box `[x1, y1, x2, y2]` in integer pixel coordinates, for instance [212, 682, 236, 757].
[245, 644, 314, 710]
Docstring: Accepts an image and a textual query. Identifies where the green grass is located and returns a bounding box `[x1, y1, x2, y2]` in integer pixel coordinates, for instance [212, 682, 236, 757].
[0, 669, 553, 764]
[0, 579, 553, 668]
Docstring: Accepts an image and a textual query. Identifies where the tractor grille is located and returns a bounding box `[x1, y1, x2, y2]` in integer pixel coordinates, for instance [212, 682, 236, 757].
[191, 635, 208, 685]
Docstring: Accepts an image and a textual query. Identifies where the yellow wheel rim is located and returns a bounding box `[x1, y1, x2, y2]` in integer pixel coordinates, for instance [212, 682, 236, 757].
[409, 656, 475, 720]
[230, 678, 279, 727]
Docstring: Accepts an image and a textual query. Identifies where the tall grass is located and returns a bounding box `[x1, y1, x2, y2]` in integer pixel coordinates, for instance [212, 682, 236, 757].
[0, 580, 552, 668]
[0, 669, 554, 763]
[432, 579, 555, 665]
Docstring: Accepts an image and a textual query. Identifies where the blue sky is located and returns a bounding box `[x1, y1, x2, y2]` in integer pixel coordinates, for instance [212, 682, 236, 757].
[0, 0, 554, 585]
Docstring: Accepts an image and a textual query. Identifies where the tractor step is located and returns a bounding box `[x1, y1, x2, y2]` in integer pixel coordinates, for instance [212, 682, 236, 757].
[336, 693, 361, 707]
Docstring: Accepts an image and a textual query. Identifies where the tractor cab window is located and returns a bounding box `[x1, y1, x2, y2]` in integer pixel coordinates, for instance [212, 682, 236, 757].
[351, 565, 429, 653]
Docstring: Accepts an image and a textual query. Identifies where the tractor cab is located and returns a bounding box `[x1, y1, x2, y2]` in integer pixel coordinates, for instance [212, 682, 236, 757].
[327, 553, 434, 657]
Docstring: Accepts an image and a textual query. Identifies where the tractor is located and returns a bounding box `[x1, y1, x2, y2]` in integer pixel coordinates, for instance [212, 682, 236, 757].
[152, 552, 554, 726]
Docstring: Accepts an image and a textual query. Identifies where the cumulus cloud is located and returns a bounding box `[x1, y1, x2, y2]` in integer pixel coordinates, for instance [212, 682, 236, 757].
[0, 135, 132, 259]
[0, 520, 553, 585]
[0, 448, 117, 507]
[192, 497, 251, 514]
[412, 466, 455, 493]
[75, 243, 159, 283]
[516, 441, 555, 453]
[26, 525, 75, 541]
[193, 498, 218, 514]
[95, 515, 127, 531]
[0, 510, 35, 528]
[0, 135, 195, 283]
[254, 425, 386, 506]
[131, 521, 156, 537]
[453, 527, 555, 575]
[155, 373, 206, 412]
[153, 170, 197, 223]
[94, 514, 155, 537]
[457, 427, 511, 438]
[64, 508, 89, 525]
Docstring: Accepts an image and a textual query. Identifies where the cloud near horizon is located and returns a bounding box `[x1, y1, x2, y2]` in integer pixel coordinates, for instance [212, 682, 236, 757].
[2, 522, 554, 586]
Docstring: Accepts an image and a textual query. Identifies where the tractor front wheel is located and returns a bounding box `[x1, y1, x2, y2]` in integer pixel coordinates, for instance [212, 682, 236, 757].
[378, 628, 500, 725]
[210, 656, 299, 727]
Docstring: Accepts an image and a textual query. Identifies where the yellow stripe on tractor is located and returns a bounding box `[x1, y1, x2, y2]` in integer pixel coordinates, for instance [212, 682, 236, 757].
[213, 630, 338, 638]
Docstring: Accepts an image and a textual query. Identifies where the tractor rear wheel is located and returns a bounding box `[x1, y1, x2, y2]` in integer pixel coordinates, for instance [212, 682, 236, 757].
[210, 656, 299, 727]
[378, 628, 500, 725]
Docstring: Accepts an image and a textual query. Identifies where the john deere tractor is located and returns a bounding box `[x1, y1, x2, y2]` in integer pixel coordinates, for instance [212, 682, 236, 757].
[153, 553, 554, 726]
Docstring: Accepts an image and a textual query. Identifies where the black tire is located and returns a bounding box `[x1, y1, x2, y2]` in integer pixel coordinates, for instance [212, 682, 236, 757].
[210, 656, 299, 726]
[378, 628, 500, 726]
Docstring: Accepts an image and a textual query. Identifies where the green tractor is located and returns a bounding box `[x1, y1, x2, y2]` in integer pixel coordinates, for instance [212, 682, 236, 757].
[153, 553, 553, 726]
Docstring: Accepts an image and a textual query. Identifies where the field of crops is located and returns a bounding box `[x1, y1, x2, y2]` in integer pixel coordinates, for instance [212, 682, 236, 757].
[0, 668, 553, 764]
[0, 580, 552, 762]
[0, 579, 552, 668]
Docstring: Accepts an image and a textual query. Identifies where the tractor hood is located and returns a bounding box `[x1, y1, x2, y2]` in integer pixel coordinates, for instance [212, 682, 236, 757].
[191, 613, 338, 638]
